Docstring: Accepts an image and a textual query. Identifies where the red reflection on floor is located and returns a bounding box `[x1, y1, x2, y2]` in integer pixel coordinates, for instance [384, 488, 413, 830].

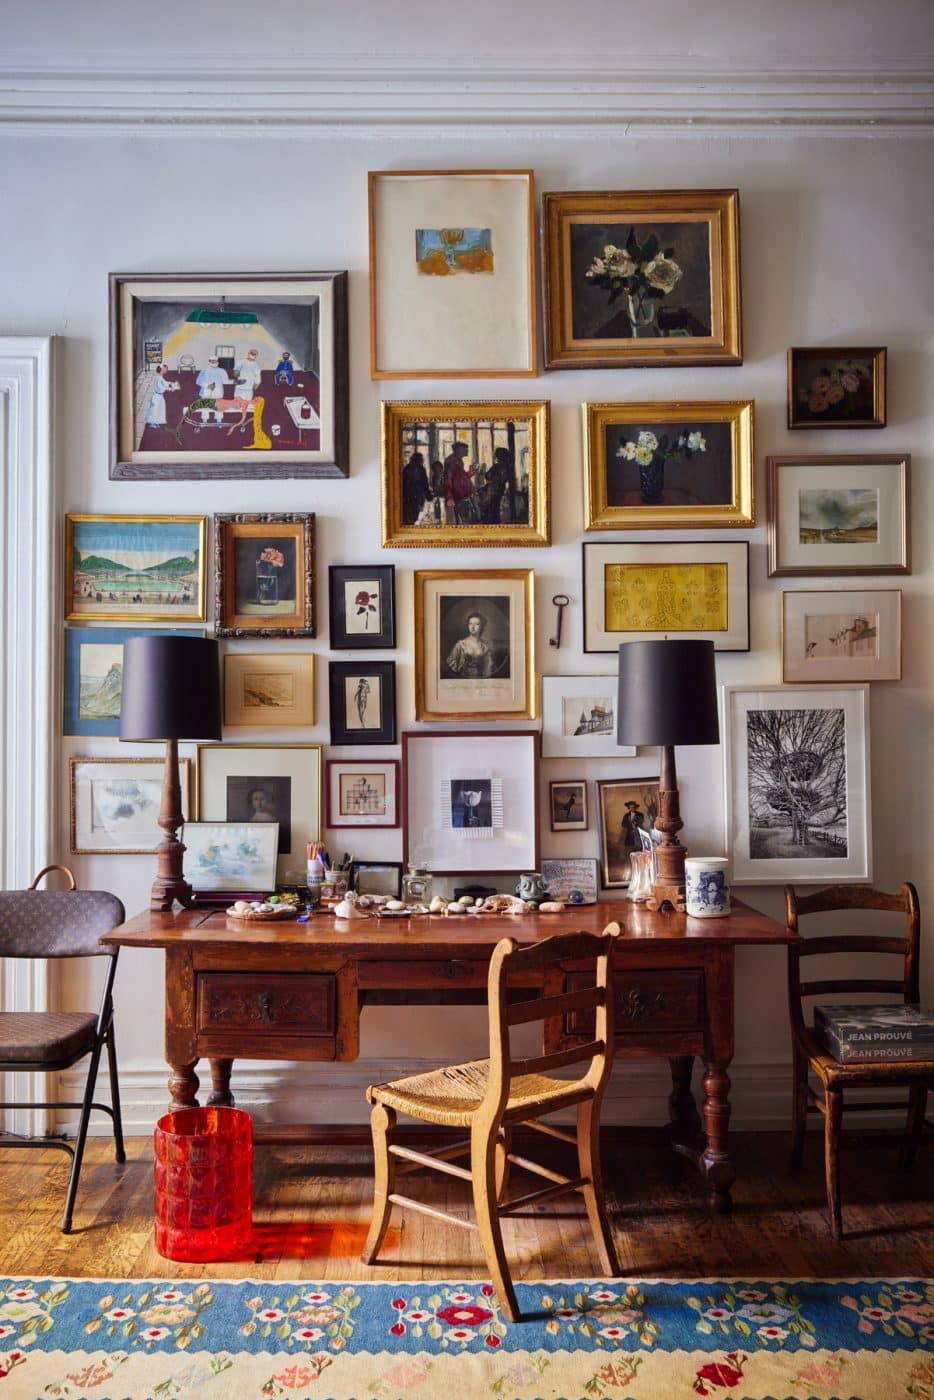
[221, 1221, 399, 1262]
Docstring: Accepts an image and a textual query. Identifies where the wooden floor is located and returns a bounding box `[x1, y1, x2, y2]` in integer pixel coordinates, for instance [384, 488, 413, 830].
[1, 1129, 932, 1281]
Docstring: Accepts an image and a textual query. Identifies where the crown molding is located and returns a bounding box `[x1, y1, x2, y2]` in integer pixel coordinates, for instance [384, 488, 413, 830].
[1, 59, 932, 134]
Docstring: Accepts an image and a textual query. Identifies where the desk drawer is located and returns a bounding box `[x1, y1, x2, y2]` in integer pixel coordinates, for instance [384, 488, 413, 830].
[565, 968, 703, 1037]
[359, 959, 488, 990]
[197, 973, 336, 1037]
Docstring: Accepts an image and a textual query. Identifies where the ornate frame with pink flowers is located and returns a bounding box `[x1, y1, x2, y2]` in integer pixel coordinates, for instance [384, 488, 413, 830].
[787, 346, 887, 429]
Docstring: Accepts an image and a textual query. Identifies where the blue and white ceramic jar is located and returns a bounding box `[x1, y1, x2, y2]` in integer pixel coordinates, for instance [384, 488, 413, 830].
[684, 857, 730, 919]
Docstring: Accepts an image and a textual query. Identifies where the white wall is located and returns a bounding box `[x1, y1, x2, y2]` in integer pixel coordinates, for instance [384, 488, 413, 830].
[1, 1, 932, 1130]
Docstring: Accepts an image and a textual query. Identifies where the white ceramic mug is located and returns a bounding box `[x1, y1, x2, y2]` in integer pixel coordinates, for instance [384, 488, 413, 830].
[685, 857, 730, 918]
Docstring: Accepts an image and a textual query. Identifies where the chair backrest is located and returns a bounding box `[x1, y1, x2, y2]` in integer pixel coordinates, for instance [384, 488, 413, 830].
[0, 890, 126, 960]
[482, 927, 617, 1115]
[785, 882, 921, 1033]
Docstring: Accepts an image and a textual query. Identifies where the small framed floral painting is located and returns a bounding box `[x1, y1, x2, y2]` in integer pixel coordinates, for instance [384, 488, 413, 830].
[788, 347, 886, 429]
[542, 189, 742, 369]
[583, 400, 754, 529]
[328, 565, 395, 649]
[328, 661, 397, 746]
[214, 512, 315, 638]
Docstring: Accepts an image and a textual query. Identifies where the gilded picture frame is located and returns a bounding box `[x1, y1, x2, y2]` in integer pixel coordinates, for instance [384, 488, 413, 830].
[583, 400, 754, 530]
[223, 651, 315, 728]
[787, 346, 886, 430]
[196, 741, 322, 880]
[542, 189, 742, 369]
[66, 514, 207, 623]
[414, 569, 535, 721]
[380, 400, 550, 547]
[214, 512, 316, 638]
[767, 455, 910, 578]
[70, 756, 192, 855]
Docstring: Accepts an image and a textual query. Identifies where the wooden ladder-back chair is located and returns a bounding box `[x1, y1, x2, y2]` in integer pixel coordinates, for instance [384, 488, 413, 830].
[786, 881, 930, 1239]
[362, 927, 621, 1322]
[0, 866, 126, 1232]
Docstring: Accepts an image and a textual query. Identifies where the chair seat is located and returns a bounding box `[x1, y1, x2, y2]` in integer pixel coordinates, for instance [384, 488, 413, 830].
[800, 1027, 934, 1085]
[367, 1057, 590, 1127]
[0, 1011, 98, 1065]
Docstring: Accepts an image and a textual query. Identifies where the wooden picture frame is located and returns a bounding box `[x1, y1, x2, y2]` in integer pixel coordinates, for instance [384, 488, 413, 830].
[223, 651, 315, 727]
[368, 169, 538, 378]
[196, 742, 322, 879]
[70, 756, 192, 854]
[328, 661, 397, 746]
[582, 541, 750, 652]
[328, 564, 396, 649]
[595, 777, 662, 888]
[380, 399, 550, 547]
[722, 684, 871, 884]
[583, 400, 754, 530]
[402, 729, 540, 875]
[549, 779, 588, 832]
[781, 589, 902, 683]
[66, 515, 207, 623]
[414, 569, 535, 721]
[214, 512, 316, 637]
[109, 270, 349, 479]
[767, 455, 910, 578]
[788, 346, 886, 430]
[326, 758, 400, 828]
[63, 626, 203, 737]
[542, 189, 742, 369]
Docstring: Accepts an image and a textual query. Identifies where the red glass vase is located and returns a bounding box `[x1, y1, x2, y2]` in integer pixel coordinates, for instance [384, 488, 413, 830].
[154, 1106, 252, 1262]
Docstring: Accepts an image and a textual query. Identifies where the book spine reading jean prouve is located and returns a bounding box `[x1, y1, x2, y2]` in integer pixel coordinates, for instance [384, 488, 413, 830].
[817, 1028, 934, 1062]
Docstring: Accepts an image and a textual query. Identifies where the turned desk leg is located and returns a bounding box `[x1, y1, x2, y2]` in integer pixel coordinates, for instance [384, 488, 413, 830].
[168, 1061, 200, 1111]
[667, 1055, 701, 1146]
[207, 1058, 235, 1107]
[701, 1060, 735, 1214]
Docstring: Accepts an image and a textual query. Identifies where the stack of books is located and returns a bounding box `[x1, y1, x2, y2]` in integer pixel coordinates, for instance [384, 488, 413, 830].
[815, 1004, 934, 1063]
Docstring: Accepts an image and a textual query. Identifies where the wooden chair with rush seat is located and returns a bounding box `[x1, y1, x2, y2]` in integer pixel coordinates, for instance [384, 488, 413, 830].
[786, 881, 931, 1240]
[362, 926, 621, 1322]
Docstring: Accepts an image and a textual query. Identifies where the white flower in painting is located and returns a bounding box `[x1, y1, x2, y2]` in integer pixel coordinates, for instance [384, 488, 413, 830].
[616, 440, 638, 461]
[687, 432, 707, 451]
[637, 430, 659, 451]
[642, 253, 683, 293]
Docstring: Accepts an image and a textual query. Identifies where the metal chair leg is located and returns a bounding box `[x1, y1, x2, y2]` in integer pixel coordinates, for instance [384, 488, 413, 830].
[61, 1040, 105, 1234]
[105, 1021, 126, 1164]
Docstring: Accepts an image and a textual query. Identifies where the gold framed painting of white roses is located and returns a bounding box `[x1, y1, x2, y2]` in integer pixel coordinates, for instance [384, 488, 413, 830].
[582, 400, 755, 530]
[542, 190, 742, 369]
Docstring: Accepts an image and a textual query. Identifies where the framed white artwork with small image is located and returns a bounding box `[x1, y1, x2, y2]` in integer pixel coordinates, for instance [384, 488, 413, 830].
[782, 590, 901, 683]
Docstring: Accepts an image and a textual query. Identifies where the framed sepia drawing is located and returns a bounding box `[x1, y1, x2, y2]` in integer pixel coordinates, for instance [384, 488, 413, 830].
[402, 729, 540, 874]
[326, 758, 400, 828]
[723, 684, 871, 884]
[196, 742, 322, 878]
[583, 400, 754, 529]
[380, 400, 550, 547]
[595, 777, 662, 888]
[542, 189, 742, 369]
[214, 512, 315, 637]
[582, 541, 749, 652]
[549, 779, 588, 832]
[788, 346, 886, 430]
[540, 674, 635, 759]
[368, 169, 537, 378]
[64, 626, 203, 737]
[223, 651, 315, 727]
[767, 455, 910, 578]
[70, 756, 192, 854]
[414, 569, 534, 721]
[782, 589, 901, 683]
[328, 564, 395, 649]
[110, 271, 348, 479]
[66, 515, 206, 623]
[328, 661, 397, 746]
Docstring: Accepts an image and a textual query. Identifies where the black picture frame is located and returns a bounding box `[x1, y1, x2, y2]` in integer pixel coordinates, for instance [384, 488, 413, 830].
[350, 860, 403, 899]
[328, 660, 397, 746]
[328, 564, 396, 649]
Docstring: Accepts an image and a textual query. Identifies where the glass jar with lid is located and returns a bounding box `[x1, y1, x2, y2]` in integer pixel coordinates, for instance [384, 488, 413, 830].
[402, 863, 433, 907]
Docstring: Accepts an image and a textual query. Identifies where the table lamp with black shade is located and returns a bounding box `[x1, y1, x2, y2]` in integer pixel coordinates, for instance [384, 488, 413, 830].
[616, 639, 720, 912]
[119, 635, 222, 912]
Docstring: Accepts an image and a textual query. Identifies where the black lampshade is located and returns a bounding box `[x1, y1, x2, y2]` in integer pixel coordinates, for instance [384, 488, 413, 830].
[119, 635, 222, 741]
[616, 639, 720, 748]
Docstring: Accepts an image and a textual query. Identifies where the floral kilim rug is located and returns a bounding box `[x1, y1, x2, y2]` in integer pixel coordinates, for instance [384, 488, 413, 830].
[0, 1275, 931, 1399]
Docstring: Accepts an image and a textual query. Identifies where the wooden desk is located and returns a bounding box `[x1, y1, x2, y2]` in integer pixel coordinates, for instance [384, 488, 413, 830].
[102, 899, 794, 1213]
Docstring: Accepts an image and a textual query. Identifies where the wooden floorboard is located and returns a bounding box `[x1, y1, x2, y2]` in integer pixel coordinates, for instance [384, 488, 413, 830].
[1, 1129, 931, 1281]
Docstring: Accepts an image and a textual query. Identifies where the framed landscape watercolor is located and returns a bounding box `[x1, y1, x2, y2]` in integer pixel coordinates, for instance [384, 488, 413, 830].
[328, 661, 397, 746]
[214, 512, 316, 637]
[782, 589, 901, 683]
[368, 170, 537, 378]
[326, 759, 400, 828]
[582, 541, 749, 652]
[64, 627, 203, 737]
[109, 271, 348, 479]
[181, 822, 279, 894]
[767, 455, 910, 577]
[549, 779, 588, 832]
[66, 515, 206, 623]
[542, 189, 742, 369]
[595, 777, 662, 888]
[414, 569, 534, 721]
[70, 756, 192, 854]
[196, 742, 322, 877]
[328, 565, 395, 649]
[722, 684, 871, 884]
[380, 400, 550, 547]
[223, 651, 315, 727]
[583, 400, 754, 529]
[402, 730, 540, 874]
[540, 674, 635, 759]
[788, 347, 886, 430]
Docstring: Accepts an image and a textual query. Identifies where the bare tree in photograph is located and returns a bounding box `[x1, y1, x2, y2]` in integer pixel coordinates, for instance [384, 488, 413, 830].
[746, 707, 848, 859]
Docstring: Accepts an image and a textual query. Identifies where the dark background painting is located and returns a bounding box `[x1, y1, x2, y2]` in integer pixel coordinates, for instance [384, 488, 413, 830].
[439, 595, 511, 680]
[570, 220, 713, 340]
[226, 774, 292, 853]
[234, 536, 297, 612]
[604, 420, 733, 507]
[450, 778, 493, 829]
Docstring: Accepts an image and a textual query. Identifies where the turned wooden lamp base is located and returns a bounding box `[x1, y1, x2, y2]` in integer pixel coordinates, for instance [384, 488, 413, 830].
[150, 740, 196, 913]
[648, 744, 688, 914]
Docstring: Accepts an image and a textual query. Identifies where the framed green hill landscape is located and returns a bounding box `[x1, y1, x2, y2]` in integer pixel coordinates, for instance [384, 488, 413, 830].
[66, 515, 207, 621]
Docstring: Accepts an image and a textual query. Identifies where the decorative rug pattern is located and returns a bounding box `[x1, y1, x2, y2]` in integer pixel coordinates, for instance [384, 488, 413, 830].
[0, 1275, 930, 1398]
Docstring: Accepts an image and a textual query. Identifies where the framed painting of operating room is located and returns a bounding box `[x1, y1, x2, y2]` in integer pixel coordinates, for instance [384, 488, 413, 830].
[413, 569, 535, 721]
[109, 271, 348, 479]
